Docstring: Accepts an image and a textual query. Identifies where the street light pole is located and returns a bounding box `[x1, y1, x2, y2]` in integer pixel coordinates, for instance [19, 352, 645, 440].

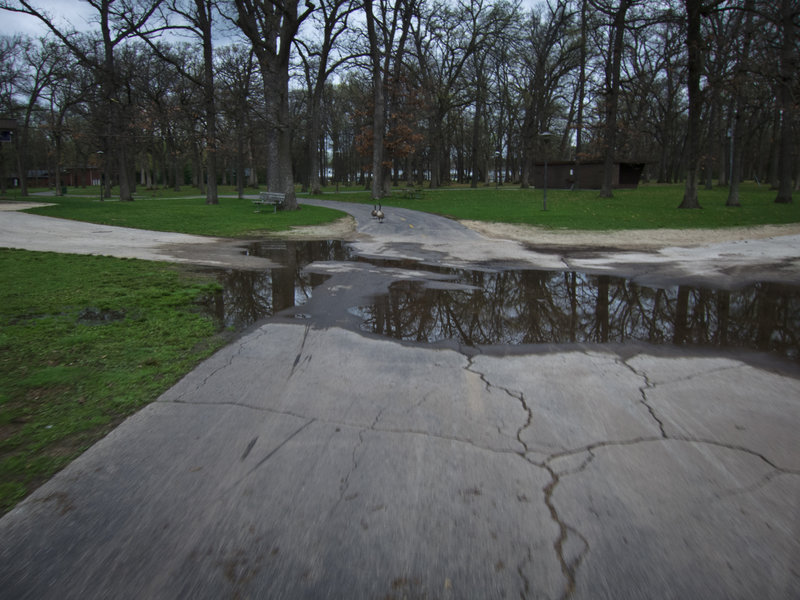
[539, 131, 553, 211]
[96, 151, 104, 201]
[495, 149, 501, 190]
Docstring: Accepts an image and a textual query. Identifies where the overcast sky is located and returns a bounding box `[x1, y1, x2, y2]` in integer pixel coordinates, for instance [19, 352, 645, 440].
[3, 0, 542, 41]
[2, 0, 97, 38]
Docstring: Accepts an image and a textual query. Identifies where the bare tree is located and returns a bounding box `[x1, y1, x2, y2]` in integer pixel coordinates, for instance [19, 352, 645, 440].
[590, 0, 635, 198]
[1, 0, 164, 201]
[725, 0, 755, 207]
[217, 45, 258, 198]
[0, 35, 25, 197]
[519, 0, 579, 189]
[363, 0, 415, 199]
[41, 43, 86, 197]
[772, 0, 798, 204]
[228, 0, 315, 210]
[295, 0, 357, 194]
[137, 0, 222, 203]
[411, 0, 501, 189]
[678, 0, 704, 208]
[15, 38, 59, 196]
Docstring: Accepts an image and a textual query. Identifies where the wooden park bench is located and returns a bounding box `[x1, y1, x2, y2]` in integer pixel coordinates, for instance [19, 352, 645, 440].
[253, 191, 286, 213]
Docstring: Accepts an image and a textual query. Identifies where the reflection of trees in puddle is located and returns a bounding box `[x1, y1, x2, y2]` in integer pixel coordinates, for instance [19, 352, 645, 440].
[209, 241, 350, 329]
[203, 242, 799, 361]
[359, 272, 800, 359]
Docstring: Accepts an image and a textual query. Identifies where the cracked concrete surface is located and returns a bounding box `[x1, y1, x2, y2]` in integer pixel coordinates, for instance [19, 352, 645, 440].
[1, 201, 799, 598]
[1, 323, 798, 599]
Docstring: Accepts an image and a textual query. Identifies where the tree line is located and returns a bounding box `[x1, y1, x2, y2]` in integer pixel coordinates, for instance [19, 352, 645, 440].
[0, 0, 797, 209]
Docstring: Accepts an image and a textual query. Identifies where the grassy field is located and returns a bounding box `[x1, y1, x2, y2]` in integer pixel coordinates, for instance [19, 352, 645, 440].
[0, 250, 229, 515]
[7, 181, 797, 236]
[319, 182, 799, 230]
[20, 191, 346, 237]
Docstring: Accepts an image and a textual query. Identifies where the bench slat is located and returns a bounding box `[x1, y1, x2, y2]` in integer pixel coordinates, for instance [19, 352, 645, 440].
[253, 192, 286, 213]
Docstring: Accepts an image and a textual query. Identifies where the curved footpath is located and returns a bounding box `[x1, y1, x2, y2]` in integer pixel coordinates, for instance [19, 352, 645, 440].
[1, 200, 799, 599]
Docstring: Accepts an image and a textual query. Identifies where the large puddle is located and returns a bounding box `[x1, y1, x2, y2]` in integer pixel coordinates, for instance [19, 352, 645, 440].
[200, 240, 800, 362]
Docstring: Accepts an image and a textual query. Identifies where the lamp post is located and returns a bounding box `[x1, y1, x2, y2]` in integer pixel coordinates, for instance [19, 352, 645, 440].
[96, 151, 104, 201]
[495, 149, 501, 190]
[539, 131, 553, 211]
[333, 149, 341, 193]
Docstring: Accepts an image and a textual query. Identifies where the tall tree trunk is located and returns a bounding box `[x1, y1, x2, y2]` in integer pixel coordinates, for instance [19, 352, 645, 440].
[704, 97, 717, 189]
[520, 109, 534, 189]
[470, 100, 482, 188]
[679, 0, 703, 209]
[54, 134, 62, 195]
[775, 0, 796, 203]
[470, 58, 484, 189]
[199, 0, 218, 205]
[101, 16, 133, 202]
[429, 116, 443, 189]
[308, 84, 324, 195]
[600, 0, 630, 198]
[234, 0, 309, 210]
[276, 69, 297, 209]
[726, 110, 742, 207]
[726, 0, 755, 207]
[364, 0, 385, 200]
[768, 101, 781, 188]
[574, 0, 587, 190]
[236, 125, 245, 199]
[15, 138, 27, 197]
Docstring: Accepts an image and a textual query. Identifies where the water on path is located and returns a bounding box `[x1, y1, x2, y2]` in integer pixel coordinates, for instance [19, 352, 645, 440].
[198, 240, 800, 362]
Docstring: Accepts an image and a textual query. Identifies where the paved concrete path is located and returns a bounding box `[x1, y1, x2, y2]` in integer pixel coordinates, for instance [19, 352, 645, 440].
[303, 198, 800, 288]
[1, 200, 799, 599]
[0, 202, 275, 270]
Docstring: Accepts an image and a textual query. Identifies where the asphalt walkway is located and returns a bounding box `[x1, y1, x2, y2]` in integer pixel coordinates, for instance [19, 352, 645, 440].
[0, 201, 798, 599]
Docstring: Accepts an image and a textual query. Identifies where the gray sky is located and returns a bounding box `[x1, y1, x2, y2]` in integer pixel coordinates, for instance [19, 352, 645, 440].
[3, 0, 101, 38]
[3, 0, 542, 42]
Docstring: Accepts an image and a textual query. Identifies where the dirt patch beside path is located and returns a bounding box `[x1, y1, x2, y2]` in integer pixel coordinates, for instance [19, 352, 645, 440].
[460, 221, 800, 250]
[257, 215, 358, 240]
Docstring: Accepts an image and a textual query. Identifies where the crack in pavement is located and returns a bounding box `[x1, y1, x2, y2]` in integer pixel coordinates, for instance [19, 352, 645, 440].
[538, 429, 800, 599]
[164, 332, 262, 403]
[618, 357, 667, 438]
[464, 352, 800, 600]
[328, 401, 393, 518]
[617, 357, 800, 474]
[709, 468, 798, 505]
[223, 419, 315, 495]
[167, 344, 798, 599]
[465, 356, 531, 457]
[542, 463, 590, 600]
[515, 545, 533, 599]
[667, 436, 800, 476]
[465, 355, 582, 599]
[288, 325, 312, 380]
[328, 427, 368, 518]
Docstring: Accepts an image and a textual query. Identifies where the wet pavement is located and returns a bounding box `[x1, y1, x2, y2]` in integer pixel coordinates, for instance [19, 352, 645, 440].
[202, 239, 800, 363]
[1, 200, 799, 599]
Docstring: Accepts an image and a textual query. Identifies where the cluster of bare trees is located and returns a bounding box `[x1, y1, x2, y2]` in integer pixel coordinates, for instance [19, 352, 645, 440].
[0, 0, 797, 208]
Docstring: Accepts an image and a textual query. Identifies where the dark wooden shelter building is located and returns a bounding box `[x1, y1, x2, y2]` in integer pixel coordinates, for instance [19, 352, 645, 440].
[532, 161, 645, 190]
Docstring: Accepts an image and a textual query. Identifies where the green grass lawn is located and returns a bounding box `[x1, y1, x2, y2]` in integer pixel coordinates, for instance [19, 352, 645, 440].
[20, 192, 346, 237]
[311, 181, 799, 230]
[7, 181, 797, 234]
[0, 250, 229, 515]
